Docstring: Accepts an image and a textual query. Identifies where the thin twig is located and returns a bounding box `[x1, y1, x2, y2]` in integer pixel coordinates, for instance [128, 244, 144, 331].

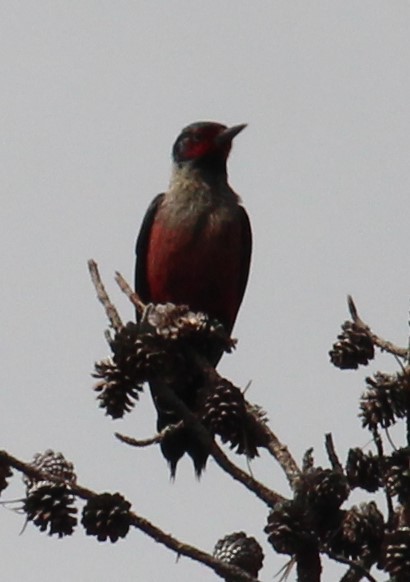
[348, 295, 408, 358]
[88, 260, 123, 332]
[115, 423, 184, 448]
[334, 552, 377, 582]
[261, 425, 301, 486]
[0, 450, 261, 582]
[347, 296, 359, 323]
[383, 427, 397, 451]
[302, 448, 314, 471]
[325, 433, 344, 473]
[115, 433, 163, 447]
[210, 441, 284, 506]
[115, 271, 145, 314]
[275, 557, 296, 581]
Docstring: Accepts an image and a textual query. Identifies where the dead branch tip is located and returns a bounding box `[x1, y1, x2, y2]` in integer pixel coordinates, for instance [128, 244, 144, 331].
[88, 259, 123, 332]
[114, 271, 145, 313]
[347, 295, 358, 322]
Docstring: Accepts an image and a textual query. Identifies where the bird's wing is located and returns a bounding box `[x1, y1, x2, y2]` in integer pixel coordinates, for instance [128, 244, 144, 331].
[135, 193, 165, 305]
[238, 205, 253, 307]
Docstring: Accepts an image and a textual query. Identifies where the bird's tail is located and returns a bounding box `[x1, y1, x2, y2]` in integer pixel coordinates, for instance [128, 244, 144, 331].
[159, 419, 209, 478]
[150, 380, 209, 477]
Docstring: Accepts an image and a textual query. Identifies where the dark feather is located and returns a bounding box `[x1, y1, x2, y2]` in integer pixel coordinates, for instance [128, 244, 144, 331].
[135, 193, 164, 306]
[237, 205, 252, 315]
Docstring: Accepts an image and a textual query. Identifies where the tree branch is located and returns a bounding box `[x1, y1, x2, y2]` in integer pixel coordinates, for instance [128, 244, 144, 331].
[115, 271, 144, 314]
[115, 423, 184, 448]
[131, 512, 261, 582]
[336, 553, 377, 582]
[189, 350, 300, 488]
[0, 450, 95, 501]
[88, 260, 123, 332]
[0, 450, 261, 582]
[252, 416, 301, 487]
[152, 381, 284, 507]
[325, 433, 344, 473]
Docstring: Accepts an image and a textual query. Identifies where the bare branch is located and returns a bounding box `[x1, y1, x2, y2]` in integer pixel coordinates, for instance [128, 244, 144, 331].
[115, 271, 145, 314]
[129, 513, 261, 582]
[0, 450, 95, 501]
[0, 450, 261, 582]
[88, 260, 123, 332]
[211, 440, 284, 506]
[115, 423, 184, 448]
[115, 432, 163, 447]
[347, 295, 359, 323]
[254, 419, 301, 487]
[325, 433, 344, 473]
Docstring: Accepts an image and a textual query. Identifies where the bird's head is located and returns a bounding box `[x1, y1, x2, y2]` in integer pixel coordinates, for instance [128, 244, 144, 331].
[172, 122, 246, 172]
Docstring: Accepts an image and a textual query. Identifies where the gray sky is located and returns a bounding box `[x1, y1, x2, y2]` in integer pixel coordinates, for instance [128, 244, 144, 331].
[1, 2, 410, 580]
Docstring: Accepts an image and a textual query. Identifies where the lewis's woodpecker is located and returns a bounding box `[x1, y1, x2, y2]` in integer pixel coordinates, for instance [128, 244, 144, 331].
[135, 121, 252, 475]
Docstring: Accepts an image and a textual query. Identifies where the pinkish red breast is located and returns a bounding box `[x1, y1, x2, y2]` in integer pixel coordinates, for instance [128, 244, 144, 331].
[145, 205, 244, 333]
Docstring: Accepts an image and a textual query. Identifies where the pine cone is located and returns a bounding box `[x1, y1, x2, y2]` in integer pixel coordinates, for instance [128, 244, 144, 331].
[213, 531, 264, 579]
[93, 358, 143, 419]
[145, 303, 233, 354]
[383, 527, 410, 580]
[294, 468, 349, 514]
[265, 500, 315, 555]
[346, 448, 381, 492]
[24, 484, 77, 537]
[81, 493, 131, 542]
[201, 382, 267, 457]
[329, 321, 374, 370]
[24, 449, 77, 491]
[111, 320, 200, 387]
[202, 381, 247, 444]
[22, 450, 78, 538]
[110, 322, 167, 380]
[328, 502, 384, 561]
[385, 447, 410, 503]
[360, 372, 407, 431]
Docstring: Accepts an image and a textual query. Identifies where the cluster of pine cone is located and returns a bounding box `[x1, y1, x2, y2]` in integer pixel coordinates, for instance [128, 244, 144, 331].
[14, 450, 132, 543]
[93, 303, 268, 458]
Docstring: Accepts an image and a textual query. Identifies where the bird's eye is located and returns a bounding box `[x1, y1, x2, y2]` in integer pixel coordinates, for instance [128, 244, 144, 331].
[177, 136, 190, 151]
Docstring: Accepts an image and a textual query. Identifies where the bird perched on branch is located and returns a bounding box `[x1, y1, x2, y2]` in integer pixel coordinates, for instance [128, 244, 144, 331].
[135, 121, 252, 476]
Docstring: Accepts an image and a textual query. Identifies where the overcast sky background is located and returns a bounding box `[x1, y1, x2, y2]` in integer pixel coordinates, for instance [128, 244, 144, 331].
[1, 2, 410, 581]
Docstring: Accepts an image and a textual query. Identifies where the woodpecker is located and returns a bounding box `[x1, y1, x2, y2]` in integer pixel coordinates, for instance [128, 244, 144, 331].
[135, 121, 252, 476]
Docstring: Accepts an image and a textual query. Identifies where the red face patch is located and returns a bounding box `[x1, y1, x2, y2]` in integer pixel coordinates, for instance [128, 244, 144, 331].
[173, 122, 229, 163]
